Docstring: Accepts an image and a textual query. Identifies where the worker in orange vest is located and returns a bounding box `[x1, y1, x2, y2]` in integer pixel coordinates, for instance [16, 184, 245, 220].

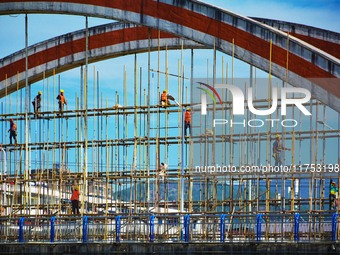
[184, 107, 191, 136]
[160, 90, 169, 107]
[70, 185, 80, 214]
[8, 119, 17, 145]
[56, 89, 67, 115]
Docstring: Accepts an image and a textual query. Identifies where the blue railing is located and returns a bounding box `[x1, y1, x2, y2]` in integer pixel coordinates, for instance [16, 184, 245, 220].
[256, 214, 263, 241]
[0, 213, 338, 243]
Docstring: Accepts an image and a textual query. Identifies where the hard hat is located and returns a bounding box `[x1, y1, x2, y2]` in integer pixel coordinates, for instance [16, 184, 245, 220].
[163, 90, 167, 93]
[60, 89, 64, 93]
[332, 182, 336, 185]
[38, 91, 42, 95]
[75, 186, 79, 191]
[275, 134, 280, 138]
[186, 107, 191, 111]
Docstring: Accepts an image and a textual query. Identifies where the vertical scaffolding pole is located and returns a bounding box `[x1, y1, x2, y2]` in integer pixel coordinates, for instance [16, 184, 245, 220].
[188, 49, 194, 213]
[249, 65, 254, 213]
[133, 54, 138, 214]
[133, 54, 138, 173]
[164, 45, 169, 213]
[180, 40, 185, 213]
[82, 16, 89, 215]
[147, 28, 151, 205]
[24, 14, 30, 213]
[212, 41, 217, 212]
[92, 66, 97, 212]
[266, 39, 274, 212]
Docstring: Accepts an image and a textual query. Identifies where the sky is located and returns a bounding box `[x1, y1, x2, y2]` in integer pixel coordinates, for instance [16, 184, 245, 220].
[0, 0, 339, 170]
[0, 0, 339, 58]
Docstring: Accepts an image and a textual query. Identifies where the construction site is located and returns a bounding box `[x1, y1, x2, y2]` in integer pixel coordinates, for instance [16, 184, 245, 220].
[0, 0, 339, 254]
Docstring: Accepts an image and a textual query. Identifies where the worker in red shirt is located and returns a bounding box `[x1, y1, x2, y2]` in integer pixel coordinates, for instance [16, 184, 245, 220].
[184, 107, 191, 136]
[57, 89, 67, 115]
[70, 185, 80, 214]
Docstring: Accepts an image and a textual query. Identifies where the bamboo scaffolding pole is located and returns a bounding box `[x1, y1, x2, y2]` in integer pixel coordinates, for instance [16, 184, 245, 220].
[81, 16, 89, 218]
[133, 54, 138, 214]
[1, 74, 7, 146]
[24, 14, 30, 214]
[156, 32, 161, 215]
[177, 59, 181, 213]
[212, 42, 217, 212]
[139, 69, 145, 210]
[265, 39, 273, 213]
[146, 28, 152, 205]
[290, 54, 296, 212]
[321, 105, 326, 210]
[143, 89, 147, 209]
[104, 98, 109, 239]
[229, 39, 235, 214]
[92, 66, 96, 213]
[249, 66, 255, 213]
[164, 45, 169, 213]
[178, 39, 186, 214]
[314, 103, 319, 211]
[187, 49, 195, 213]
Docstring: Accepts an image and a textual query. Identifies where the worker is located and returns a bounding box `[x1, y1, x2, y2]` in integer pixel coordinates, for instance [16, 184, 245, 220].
[159, 162, 168, 179]
[56, 89, 67, 115]
[8, 119, 17, 145]
[330, 181, 338, 210]
[70, 185, 80, 215]
[32, 91, 42, 117]
[272, 134, 290, 166]
[184, 107, 191, 136]
[160, 90, 169, 107]
[0, 206, 5, 216]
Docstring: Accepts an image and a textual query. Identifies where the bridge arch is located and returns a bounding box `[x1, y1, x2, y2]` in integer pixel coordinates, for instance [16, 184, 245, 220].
[253, 18, 340, 59]
[0, 22, 204, 96]
[0, 0, 339, 111]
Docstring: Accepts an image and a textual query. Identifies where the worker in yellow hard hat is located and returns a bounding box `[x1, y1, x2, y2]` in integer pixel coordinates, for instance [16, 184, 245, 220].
[330, 181, 338, 210]
[160, 89, 169, 107]
[56, 89, 67, 116]
[272, 134, 290, 166]
[32, 91, 42, 118]
[70, 184, 80, 214]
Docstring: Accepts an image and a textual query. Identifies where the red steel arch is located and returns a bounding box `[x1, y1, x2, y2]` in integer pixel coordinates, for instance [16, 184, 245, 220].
[0, 0, 339, 111]
[253, 18, 340, 60]
[1, 20, 338, 98]
[0, 23, 203, 96]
